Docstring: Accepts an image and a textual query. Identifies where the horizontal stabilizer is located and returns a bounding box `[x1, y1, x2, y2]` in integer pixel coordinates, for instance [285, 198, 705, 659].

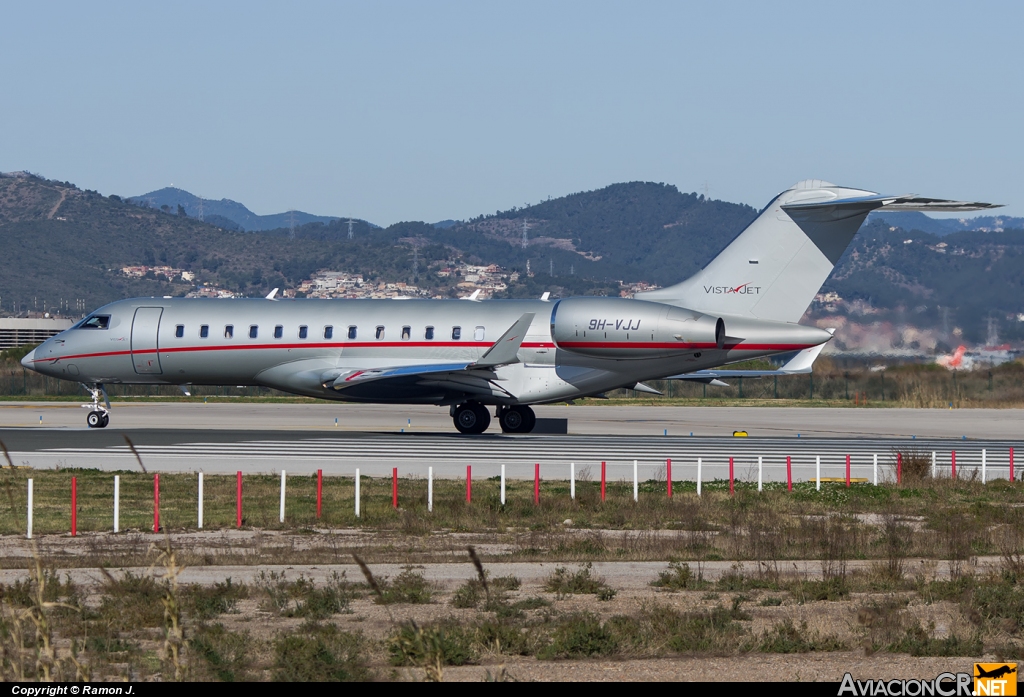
[664, 331, 831, 382]
[473, 312, 534, 368]
[783, 194, 1000, 215]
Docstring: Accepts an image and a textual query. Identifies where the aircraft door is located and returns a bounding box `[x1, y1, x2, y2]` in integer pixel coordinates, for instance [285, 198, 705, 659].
[131, 307, 164, 375]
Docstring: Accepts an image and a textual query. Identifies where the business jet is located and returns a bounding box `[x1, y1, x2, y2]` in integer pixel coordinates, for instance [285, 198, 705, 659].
[22, 180, 997, 433]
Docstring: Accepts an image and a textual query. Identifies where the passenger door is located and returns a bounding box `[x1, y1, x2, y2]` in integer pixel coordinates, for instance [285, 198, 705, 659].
[131, 307, 164, 375]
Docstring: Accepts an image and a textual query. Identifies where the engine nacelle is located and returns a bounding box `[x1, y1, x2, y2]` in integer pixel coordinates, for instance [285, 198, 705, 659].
[551, 297, 724, 359]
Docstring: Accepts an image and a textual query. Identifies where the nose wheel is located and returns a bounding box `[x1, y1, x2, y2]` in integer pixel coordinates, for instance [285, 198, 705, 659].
[81, 383, 111, 428]
[498, 405, 536, 433]
[453, 402, 490, 434]
[87, 410, 109, 428]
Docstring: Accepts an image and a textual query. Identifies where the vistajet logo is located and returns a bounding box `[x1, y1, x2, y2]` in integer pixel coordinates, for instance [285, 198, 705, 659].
[704, 282, 761, 295]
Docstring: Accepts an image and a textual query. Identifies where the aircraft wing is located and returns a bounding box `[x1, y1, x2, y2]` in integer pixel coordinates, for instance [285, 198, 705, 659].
[326, 312, 534, 392]
[664, 338, 830, 386]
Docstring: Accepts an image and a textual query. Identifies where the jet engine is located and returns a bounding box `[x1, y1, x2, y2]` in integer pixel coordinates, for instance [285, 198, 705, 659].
[550, 297, 724, 359]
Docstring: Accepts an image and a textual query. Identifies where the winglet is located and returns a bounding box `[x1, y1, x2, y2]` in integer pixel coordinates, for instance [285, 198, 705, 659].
[460, 289, 482, 301]
[473, 312, 535, 368]
[265, 288, 279, 300]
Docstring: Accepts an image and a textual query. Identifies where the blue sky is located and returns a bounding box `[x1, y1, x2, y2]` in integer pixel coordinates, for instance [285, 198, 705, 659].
[2, 1, 1020, 225]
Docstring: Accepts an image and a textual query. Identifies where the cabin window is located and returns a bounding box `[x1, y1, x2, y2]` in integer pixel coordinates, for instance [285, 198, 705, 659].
[200, 325, 209, 338]
[425, 326, 434, 340]
[324, 325, 334, 340]
[375, 325, 385, 340]
[474, 326, 485, 341]
[79, 315, 109, 330]
[274, 325, 283, 339]
[224, 325, 234, 339]
[451, 326, 461, 340]
[401, 326, 411, 340]
[347, 325, 357, 340]
[249, 325, 258, 339]
[175, 325, 184, 338]
[298, 325, 308, 339]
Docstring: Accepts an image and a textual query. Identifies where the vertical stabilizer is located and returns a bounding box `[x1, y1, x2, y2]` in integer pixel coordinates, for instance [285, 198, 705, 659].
[638, 181, 998, 323]
[637, 181, 874, 322]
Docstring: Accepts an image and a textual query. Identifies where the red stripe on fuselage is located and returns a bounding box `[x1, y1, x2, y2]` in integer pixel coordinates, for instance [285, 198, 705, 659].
[31, 340, 809, 364]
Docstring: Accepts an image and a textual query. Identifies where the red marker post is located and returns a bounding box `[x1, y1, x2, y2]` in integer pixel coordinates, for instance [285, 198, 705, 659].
[848, 454, 853, 487]
[236, 471, 242, 528]
[316, 469, 323, 519]
[466, 465, 472, 503]
[951, 450, 957, 480]
[895, 453, 901, 485]
[1010, 447, 1015, 482]
[601, 461, 606, 502]
[71, 476, 77, 537]
[154, 473, 160, 533]
[392, 467, 398, 509]
[534, 463, 540, 505]
[786, 456, 792, 492]
[666, 458, 672, 499]
[729, 457, 735, 497]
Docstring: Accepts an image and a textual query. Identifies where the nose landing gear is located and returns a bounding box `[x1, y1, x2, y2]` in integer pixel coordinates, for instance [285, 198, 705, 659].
[498, 405, 536, 434]
[82, 384, 111, 429]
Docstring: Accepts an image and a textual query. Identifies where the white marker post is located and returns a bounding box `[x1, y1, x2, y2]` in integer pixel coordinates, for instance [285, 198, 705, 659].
[279, 470, 286, 523]
[26, 479, 33, 540]
[633, 460, 638, 502]
[500, 464, 506, 505]
[816, 456, 821, 491]
[114, 475, 120, 533]
[696, 457, 702, 497]
[982, 449, 987, 484]
[932, 451, 937, 479]
[198, 471, 204, 529]
[757, 456, 763, 492]
[428, 466, 433, 512]
[873, 454, 878, 486]
[354, 469, 361, 518]
[570, 463, 575, 500]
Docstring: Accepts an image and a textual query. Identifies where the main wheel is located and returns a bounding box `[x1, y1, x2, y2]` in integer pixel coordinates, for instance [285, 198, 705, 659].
[99, 413, 110, 428]
[87, 411, 105, 428]
[453, 403, 490, 434]
[499, 405, 536, 433]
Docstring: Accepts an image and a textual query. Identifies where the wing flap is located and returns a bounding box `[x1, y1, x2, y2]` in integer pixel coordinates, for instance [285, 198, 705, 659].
[330, 362, 472, 390]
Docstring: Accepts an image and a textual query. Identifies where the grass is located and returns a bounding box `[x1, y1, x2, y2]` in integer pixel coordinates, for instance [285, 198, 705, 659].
[0, 469, 1021, 575]
[544, 563, 616, 600]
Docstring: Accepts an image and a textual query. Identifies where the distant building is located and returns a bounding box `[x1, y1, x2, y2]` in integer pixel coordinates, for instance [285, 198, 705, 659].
[0, 317, 75, 349]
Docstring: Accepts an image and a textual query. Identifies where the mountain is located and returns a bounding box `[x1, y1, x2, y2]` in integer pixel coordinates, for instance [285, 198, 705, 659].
[129, 187, 343, 231]
[4, 170, 1024, 345]
[868, 211, 1024, 236]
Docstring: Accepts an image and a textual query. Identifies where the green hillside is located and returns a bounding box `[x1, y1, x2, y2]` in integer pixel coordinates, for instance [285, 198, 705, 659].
[3, 172, 1023, 345]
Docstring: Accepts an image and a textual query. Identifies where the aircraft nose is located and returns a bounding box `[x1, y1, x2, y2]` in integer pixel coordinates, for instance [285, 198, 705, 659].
[20, 348, 36, 369]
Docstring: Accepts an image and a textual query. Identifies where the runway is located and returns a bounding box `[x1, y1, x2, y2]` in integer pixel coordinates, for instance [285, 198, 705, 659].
[0, 402, 1020, 482]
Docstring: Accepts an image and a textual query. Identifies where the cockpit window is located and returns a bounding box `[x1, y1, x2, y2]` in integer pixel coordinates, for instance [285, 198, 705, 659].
[80, 315, 110, 330]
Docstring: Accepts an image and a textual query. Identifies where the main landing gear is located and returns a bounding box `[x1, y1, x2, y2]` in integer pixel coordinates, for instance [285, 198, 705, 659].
[498, 405, 536, 434]
[452, 402, 490, 434]
[450, 403, 537, 434]
[82, 384, 110, 429]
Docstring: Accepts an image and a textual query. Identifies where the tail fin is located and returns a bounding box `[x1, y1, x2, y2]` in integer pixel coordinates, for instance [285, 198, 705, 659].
[637, 180, 999, 323]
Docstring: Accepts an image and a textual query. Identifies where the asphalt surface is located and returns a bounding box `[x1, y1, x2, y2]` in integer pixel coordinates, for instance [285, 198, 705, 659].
[1, 402, 1020, 480]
